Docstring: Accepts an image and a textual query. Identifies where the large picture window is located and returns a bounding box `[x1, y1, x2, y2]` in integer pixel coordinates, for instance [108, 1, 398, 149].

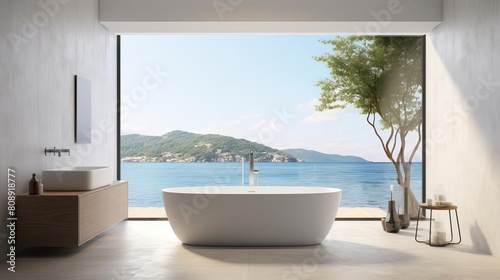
[119, 35, 424, 218]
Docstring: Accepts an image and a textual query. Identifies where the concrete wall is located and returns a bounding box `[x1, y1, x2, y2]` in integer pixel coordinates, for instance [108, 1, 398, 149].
[0, 0, 117, 258]
[426, 0, 500, 257]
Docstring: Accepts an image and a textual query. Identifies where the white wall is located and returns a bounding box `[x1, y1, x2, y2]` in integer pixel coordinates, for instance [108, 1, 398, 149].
[426, 0, 500, 257]
[0, 0, 117, 258]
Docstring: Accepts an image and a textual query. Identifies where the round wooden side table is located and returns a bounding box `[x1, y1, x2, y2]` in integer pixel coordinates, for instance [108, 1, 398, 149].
[414, 203, 462, 247]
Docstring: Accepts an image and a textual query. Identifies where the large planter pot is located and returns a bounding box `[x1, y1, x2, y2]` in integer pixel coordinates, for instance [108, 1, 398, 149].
[400, 186, 410, 229]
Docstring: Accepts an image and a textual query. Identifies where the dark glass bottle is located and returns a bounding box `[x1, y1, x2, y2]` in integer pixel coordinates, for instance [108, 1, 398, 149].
[29, 174, 39, 195]
[384, 200, 401, 233]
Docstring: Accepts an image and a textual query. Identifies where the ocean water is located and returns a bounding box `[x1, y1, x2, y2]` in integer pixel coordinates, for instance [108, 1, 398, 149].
[121, 162, 423, 211]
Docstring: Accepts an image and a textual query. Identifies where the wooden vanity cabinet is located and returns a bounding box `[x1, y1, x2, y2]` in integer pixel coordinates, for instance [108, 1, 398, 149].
[17, 181, 128, 247]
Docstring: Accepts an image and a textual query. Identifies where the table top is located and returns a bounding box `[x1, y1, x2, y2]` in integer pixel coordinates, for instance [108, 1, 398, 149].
[18, 180, 127, 197]
[419, 203, 457, 210]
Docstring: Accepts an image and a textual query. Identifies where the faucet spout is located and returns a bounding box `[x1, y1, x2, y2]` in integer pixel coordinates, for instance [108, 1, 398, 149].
[44, 147, 70, 157]
[61, 149, 70, 156]
[249, 151, 254, 186]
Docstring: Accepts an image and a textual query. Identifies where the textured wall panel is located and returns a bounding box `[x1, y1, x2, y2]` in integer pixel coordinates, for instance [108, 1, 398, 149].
[426, 0, 500, 257]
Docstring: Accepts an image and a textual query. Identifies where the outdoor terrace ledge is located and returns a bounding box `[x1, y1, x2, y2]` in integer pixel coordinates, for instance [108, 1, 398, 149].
[128, 207, 386, 220]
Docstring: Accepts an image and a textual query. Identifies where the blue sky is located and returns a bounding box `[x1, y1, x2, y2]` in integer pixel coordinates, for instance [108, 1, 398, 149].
[121, 35, 422, 162]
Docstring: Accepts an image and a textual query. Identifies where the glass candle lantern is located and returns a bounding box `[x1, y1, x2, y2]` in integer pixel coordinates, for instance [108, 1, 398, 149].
[434, 184, 447, 203]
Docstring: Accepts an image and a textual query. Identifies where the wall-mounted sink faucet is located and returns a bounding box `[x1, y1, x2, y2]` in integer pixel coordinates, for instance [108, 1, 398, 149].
[44, 147, 70, 157]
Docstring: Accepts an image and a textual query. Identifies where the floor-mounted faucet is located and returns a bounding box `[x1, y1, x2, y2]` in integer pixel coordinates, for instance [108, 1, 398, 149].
[249, 151, 254, 186]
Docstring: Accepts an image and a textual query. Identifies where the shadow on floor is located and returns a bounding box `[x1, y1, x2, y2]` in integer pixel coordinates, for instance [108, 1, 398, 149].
[181, 239, 416, 265]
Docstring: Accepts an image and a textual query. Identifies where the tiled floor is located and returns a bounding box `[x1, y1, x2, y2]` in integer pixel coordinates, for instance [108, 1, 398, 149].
[2, 221, 500, 279]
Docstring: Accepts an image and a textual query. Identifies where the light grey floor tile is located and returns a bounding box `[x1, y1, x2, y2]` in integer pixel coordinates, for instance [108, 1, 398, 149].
[133, 264, 248, 280]
[1, 220, 499, 280]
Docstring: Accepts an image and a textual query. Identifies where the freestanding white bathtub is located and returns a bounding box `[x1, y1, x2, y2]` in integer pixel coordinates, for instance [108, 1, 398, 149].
[162, 186, 342, 246]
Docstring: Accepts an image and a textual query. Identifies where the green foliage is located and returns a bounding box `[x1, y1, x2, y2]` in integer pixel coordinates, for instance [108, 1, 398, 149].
[314, 36, 423, 131]
[121, 130, 296, 162]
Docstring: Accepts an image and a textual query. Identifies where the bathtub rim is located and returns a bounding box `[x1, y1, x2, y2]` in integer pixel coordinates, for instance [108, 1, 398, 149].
[162, 186, 342, 195]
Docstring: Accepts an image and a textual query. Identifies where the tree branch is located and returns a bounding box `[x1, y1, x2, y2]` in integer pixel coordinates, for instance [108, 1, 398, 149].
[408, 122, 422, 163]
[367, 111, 403, 184]
[390, 128, 400, 155]
[385, 124, 395, 156]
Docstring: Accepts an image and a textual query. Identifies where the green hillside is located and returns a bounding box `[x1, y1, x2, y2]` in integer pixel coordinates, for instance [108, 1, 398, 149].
[282, 148, 369, 162]
[121, 130, 297, 162]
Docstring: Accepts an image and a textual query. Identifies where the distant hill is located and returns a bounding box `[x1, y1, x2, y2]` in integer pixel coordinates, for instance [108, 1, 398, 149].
[121, 130, 297, 163]
[282, 148, 369, 163]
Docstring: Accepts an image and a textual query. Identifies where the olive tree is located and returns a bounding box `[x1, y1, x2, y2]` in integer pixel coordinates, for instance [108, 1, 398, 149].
[314, 36, 423, 227]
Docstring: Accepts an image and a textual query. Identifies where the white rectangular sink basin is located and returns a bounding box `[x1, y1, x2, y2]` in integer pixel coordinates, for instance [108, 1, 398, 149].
[42, 166, 113, 191]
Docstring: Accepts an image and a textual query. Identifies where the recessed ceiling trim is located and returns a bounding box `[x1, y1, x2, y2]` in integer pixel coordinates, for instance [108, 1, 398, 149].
[101, 21, 441, 35]
[99, 0, 442, 34]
